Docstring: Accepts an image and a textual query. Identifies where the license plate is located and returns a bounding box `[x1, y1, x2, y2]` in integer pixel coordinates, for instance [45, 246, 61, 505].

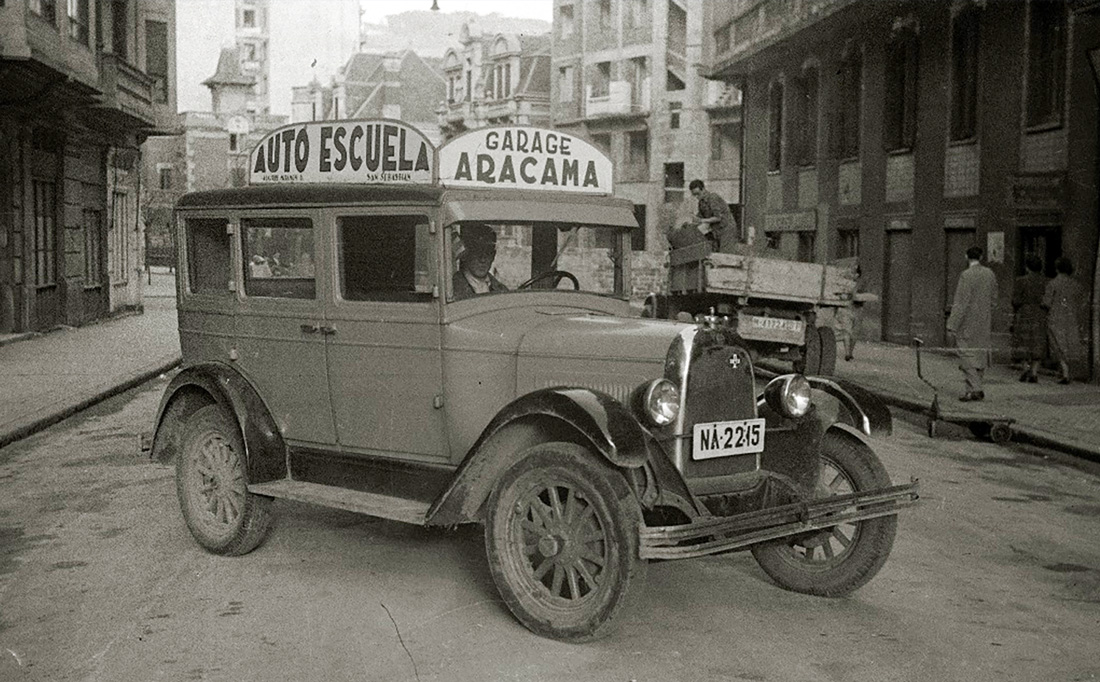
[737, 313, 805, 344]
[692, 418, 766, 460]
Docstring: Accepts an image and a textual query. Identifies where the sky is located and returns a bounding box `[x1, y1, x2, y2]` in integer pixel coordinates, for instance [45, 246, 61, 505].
[177, 0, 553, 117]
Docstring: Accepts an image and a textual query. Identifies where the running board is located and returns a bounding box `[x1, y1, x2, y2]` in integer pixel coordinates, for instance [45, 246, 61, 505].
[248, 480, 430, 526]
[639, 480, 920, 560]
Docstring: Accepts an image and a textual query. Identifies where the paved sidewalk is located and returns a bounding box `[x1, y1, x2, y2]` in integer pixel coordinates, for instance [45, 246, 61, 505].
[0, 268, 181, 450]
[834, 340, 1100, 460]
[0, 269, 1097, 460]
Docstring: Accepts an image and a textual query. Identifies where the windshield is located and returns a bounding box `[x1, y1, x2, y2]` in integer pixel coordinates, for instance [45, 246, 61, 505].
[446, 221, 627, 302]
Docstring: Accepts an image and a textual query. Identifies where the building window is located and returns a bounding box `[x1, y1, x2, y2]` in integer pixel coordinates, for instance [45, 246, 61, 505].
[32, 180, 58, 287]
[1026, 0, 1066, 129]
[666, 70, 685, 92]
[950, 4, 980, 141]
[836, 228, 860, 259]
[884, 28, 918, 152]
[627, 0, 647, 28]
[592, 62, 611, 98]
[68, 0, 89, 43]
[764, 231, 781, 249]
[241, 8, 256, 27]
[627, 130, 648, 166]
[559, 66, 574, 103]
[714, 22, 732, 55]
[110, 190, 131, 283]
[111, 0, 129, 59]
[793, 65, 819, 166]
[834, 48, 861, 158]
[29, 0, 57, 24]
[631, 204, 647, 251]
[663, 162, 684, 203]
[559, 4, 574, 38]
[83, 208, 103, 285]
[711, 123, 738, 161]
[146, 19, 169, 103]
[158, 167, 172, 190]
[489, 63, 511, 100]
[768, 80, 784, 171]
[591, 133, 611, 156]
[797, 231, 816, 263]
[598, 0, 611, 30]
[669, 101, 681, 129]
[629, 57, 647, 109]
[229, 134, 239, 152]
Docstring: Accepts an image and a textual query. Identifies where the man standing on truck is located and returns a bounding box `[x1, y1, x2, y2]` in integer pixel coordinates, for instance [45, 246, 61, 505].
[946, 245, 997, 402]
[689, 179, 739, 251]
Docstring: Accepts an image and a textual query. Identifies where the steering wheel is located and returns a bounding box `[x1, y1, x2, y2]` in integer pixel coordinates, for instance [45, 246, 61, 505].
[517, 270, 580, 291]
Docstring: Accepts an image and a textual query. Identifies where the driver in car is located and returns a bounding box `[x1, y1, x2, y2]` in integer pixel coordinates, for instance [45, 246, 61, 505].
[453, 223, 509, 300]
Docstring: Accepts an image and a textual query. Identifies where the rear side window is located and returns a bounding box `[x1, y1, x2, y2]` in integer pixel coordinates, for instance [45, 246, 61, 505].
[241, 217, 316, 299]
[338, 214, 433, 302]
[185, 218, 230, 295]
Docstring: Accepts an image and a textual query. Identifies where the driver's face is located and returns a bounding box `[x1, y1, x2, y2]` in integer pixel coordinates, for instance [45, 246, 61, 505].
[464, 247, 495, 278]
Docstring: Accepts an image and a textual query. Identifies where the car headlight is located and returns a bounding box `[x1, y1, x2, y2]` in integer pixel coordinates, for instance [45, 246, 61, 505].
[763, 374, 812, 419]
[642, 378, 680, 427]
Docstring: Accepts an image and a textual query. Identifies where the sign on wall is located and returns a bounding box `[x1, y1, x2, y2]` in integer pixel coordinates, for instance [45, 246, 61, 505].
[437, 126, 613, 194]
[248, 119, 434, 185]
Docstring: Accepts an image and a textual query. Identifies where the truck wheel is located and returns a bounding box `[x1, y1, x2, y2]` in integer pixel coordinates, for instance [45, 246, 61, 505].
[176, 405, 273, 556]
[750, 432, 897, 596]
[817, 326, 837, 376]
[794, 324, 822, 375]
[484, 443, 646, 642]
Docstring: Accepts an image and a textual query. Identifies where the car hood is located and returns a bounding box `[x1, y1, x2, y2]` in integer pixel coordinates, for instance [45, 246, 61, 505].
[518, 313, 689, 361]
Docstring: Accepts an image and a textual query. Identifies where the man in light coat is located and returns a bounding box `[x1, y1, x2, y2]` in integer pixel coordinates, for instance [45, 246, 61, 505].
[946, 246, 998, 401]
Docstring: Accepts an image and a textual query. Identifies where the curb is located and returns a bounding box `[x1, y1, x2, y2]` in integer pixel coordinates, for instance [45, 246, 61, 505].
[0, 355, 182, 450]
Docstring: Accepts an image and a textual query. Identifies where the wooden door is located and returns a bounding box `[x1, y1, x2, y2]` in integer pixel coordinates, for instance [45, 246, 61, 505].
[883, 229, 912, 344]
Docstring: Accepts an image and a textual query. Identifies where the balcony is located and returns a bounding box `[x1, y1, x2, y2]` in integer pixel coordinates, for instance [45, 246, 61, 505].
[96, 52, 157, 128]
[481, 98, 518, 121]
[704, 80, 742, 111]
[586, 81, 649, 120]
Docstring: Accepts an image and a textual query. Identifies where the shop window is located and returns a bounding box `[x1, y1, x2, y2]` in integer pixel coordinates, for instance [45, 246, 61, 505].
[339, 215, 432, 302]
[29, 0, 57, 24]
[242, 218, 316, 299]
[83, 208, 103, 285]
[834, 48, 861, 158]
[1026, 0, 1066, 129]
[768, 80, 784, 171]
[32, 180, 58, 287]
[884, 29, 918, 152]
[186, 218, 230, 295]
[950, 5, 980, 141]
[632, 204, 647, 251]
[68, 0, 89, 44]
[793, 65, 819, 166]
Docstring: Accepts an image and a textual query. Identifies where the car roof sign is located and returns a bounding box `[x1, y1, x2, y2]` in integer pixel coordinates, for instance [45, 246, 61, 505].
[248, 119, 435, 185]
[437, 126, 613, 195]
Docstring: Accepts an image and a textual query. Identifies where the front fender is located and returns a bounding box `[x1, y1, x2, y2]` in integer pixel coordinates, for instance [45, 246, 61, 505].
[426, 387, 650, 526]
[149, 362, 286, 483]
[807, 376, 892, 437]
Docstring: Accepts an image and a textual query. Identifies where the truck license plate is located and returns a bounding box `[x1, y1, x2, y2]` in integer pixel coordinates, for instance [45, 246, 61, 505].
[738, 313, 805, 344]
[692, 418, 766, 460]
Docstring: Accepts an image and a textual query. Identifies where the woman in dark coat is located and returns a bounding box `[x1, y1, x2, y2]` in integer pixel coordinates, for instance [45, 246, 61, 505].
[1012, 255, 1046, 382]
[1043, 256, 1087, 384]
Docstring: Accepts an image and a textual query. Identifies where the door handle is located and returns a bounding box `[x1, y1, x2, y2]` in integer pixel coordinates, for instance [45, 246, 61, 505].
[300, 323, 320, 334]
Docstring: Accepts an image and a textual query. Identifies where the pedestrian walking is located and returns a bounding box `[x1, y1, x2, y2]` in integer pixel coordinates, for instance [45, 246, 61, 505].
[1043, 256, 1087, 384]
[834, 264, 863, 361]
[946, 246, 997, 402]
[1011, 254, 1046, 383]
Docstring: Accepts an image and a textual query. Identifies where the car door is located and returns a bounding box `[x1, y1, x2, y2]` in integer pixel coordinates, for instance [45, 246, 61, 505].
[232, 210, 337, 446]
[323, 209, 449, 461]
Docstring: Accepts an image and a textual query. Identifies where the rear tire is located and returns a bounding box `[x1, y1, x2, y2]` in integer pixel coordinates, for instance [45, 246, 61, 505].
[751, 432, 897, 596]
[817, 326, 837, 376]
[795, 323, 823, 375]
[484, 443, 645, 642]
[176, 405, 273, 556]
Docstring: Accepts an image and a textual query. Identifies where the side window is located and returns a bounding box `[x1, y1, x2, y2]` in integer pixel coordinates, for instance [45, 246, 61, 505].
[241, 217, 316, 299]
[185, 218, 231, 295]
[339, 215, 433, 302]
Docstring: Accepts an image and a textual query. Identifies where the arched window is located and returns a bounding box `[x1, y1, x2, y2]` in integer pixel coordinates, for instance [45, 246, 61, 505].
[885, 25, 919, 152]
[768, 79, 784, 171]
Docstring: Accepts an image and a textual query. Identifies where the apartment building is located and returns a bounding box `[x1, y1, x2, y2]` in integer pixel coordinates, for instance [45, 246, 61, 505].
[551, 0, 742, 298]
[704, 0, 1100, 378]
[0, 0, 177, 333]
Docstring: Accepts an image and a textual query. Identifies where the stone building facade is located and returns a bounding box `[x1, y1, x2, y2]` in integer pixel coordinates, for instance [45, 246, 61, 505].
[0, 0, 176, 333]
[705, 0, 1100, 378]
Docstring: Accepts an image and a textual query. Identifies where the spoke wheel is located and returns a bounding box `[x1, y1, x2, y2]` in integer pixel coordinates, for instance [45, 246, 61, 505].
[177, 405, 272, 556]
[751, 431, 897, 596]
[485, 443, 645, 642]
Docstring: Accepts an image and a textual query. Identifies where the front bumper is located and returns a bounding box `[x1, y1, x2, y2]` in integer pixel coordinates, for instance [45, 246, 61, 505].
[638, 479, 920, 560]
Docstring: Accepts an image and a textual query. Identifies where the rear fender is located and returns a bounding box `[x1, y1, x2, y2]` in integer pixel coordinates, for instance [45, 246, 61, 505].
[427, 387, 650, 526]
[149, 363, 286, 483]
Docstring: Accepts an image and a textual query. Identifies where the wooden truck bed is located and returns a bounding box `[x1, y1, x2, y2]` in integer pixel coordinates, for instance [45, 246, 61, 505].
[669, 243, 857, 307]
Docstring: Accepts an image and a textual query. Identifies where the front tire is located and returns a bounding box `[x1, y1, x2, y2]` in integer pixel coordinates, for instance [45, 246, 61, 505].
[484, 443, 645, 642]
[751, 431, 897, 596]
[176, 404, 273, 556]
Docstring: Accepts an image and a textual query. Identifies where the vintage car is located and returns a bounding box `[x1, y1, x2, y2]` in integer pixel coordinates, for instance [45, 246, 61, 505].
[150, 120, 918, 642]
